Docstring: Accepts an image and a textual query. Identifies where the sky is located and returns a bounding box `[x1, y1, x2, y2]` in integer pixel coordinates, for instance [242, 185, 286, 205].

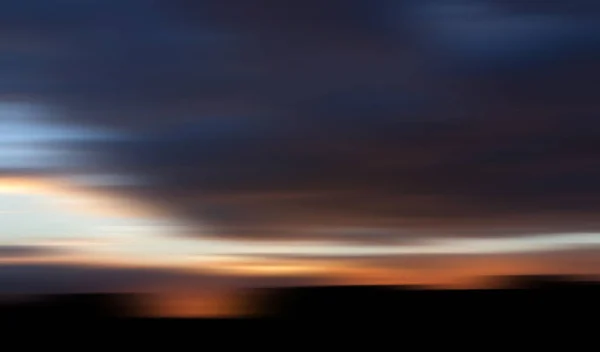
[1, 0, 600, 314]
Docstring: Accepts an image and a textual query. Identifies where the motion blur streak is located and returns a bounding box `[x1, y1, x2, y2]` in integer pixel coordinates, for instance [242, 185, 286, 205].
[1, 0, 600, 317]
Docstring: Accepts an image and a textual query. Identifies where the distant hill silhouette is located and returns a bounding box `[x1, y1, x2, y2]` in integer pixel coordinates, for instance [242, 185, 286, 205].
[494, 274, 599, 289]
[0, 293, 143, 319]
[255, 275, 600, 320]
[2, 275, 599, 320]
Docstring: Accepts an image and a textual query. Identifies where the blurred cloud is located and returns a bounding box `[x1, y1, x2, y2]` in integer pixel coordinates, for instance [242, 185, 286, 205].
[209, 247, 600, 286]
[0, 0, 599, 246]
[0, 262, 333, 295]
[1, 247, 598, 295]
[401, 0, 600, 72]
[0, 245, 66, 259]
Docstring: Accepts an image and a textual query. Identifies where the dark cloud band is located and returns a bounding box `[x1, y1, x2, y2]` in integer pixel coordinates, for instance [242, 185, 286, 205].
[1, 0, 599, 243]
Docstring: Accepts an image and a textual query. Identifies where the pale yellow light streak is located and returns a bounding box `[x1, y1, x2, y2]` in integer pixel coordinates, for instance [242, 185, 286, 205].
[0, 175, 164, 219]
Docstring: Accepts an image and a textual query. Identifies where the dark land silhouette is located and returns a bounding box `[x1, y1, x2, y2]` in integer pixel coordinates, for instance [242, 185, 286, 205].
[256, 275, 600, 321]
[1, 275, 599, 320]
[0, 293, 145, 319]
